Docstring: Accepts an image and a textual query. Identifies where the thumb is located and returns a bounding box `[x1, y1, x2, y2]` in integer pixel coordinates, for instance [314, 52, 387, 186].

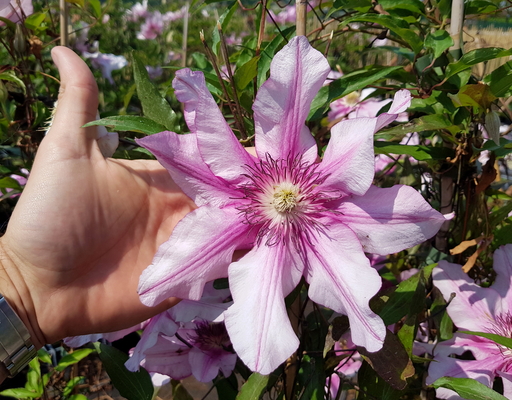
[46, 46, 100, 153]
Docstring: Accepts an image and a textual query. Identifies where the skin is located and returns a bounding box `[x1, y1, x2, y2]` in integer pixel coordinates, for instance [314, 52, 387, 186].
[0, 46, 196, 360]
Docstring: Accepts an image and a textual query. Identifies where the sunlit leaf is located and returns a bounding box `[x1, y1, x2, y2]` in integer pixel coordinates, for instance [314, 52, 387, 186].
[424, 29, 453, 59]
[445, 47, 512, 79]
[84, 115, 166, 135]
[56, 348, 95, 371]
[431, 377, 507, 400]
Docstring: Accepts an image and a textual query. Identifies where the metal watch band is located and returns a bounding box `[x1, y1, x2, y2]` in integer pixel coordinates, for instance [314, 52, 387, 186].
[0, 295, 36, 377]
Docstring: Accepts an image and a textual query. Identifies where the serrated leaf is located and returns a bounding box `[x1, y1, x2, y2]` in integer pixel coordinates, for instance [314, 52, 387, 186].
[132, 52, 178, 132]
[431, 377, 507, 400]
[236, 372, 275, 400]
[84, 116, 166, 134]
[56, 348, 95, 371]
[94, 342, 153, 400]
[445, 48, 512, 79]
[341, 14, 423, 53]
[308, 66, 401, 121]
[424, 29, 453, 59]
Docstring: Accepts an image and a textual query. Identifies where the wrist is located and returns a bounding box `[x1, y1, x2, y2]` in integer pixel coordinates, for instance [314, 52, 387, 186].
[0, 238, 45, 350]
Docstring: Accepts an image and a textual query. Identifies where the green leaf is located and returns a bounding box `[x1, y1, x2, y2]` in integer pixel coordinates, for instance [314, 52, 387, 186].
[465, 0, 498, 15]
[0, 72, 26, 94]
[358, 331, 414, 391]
[378, 264, 436, 325]
[211, 2, 238, 55]
[460, 331, 512, 349]
[132, 52, 178, 132]
[445, 48, 512, 79]
[374, 141, 454, 161]
[65, 0, 84, 7]
[234, 56, 260, 91]
[236, 373, 274, 400]
[63, 377, 85, 397]
[56, 348, 95, 371]
[0, 388, 41, 398]
[0, 177, 21, 190]
[308, 66, 401, 121]
[357, 360, 404, 400]
[483, 60, 512, 98]
[424, 29, 453, 59]
[379, 0, 425, 15]
[88, 0, 101, 19]
[94, 342, 153, 400]
[297, 355, 325, 400]
[84, 116, 166, 135]
[431, 377, 507, 400]
[341, 14, 423, 53]
[37, 348, 52, 365]
[375, 114, 458, 140]
[25, 359, 43, 396]
[68, 395, 89, 400]
[214, 374, 238, 400]
[24, 12, 47, 30]
[257, 27, 295, 88]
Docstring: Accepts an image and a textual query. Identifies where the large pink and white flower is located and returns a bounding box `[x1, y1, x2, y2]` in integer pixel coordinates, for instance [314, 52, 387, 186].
[427, 244, 512, 399]
[137, 36, 447, 375]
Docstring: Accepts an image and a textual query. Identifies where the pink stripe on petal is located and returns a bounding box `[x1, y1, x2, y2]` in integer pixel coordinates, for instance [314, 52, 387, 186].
[254, 36, 329, 164]
[224, 243, 303, 374]
[305, 224, 386, 352]
[137, 132, 240, 207]
[138, 206, 253, 305]
[336, 185, 447, 255]
[173, 68, 256, 184]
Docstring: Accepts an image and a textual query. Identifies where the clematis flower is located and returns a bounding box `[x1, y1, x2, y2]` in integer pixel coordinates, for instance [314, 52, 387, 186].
[137, 11, 165, 40]
[137, 36, 447, 374]
[427, 244, 512, 399]
[126, 0, 148, 22]
[83, 50, 128, 85]
[0, 0, 32, 25]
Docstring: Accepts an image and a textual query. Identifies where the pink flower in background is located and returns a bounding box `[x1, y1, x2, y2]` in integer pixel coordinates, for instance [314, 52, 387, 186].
[146, 66, 163, 80]
[427, 244, 512, 399]
[136, 36, 447, 375]
[163, 6, 187, 22]
[127, 0, 148, 22]
[0, 0, 32, 24]
[83, 50, 128, 84]
[2, 168, 29, 199]
[137, 11, 165, 40]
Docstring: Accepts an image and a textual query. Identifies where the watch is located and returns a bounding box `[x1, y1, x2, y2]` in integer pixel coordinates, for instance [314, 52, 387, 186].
[0, 295, 36, 377]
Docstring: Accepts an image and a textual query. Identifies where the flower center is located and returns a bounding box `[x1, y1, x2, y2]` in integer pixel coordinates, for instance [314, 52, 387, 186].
[237, 154, 341, 250]
[272, 184, 299, 213]
[488, 313, 512, 361]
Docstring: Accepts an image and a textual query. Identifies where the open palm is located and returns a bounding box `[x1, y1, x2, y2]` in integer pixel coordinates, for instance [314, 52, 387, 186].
[0, 47, 194, 347]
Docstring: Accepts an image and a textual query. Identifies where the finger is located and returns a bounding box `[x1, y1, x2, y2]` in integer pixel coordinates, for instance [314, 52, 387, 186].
[47, 46, 99, 153]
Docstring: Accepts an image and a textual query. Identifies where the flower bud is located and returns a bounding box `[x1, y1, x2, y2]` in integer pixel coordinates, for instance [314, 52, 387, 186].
[485, 110, 501, 145]
[13, 24, 27, 55]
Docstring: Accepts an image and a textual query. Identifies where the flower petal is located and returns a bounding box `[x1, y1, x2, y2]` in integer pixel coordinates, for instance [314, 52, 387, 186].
[189, 347, 237, 382]
[304, 224, 386, 352]
[319, 117, 377, 196]
[173, 68, 256, 184]
[140, 336, 192, 379]
[374, 89, 411, 132]
[138, 206, 253, 306]
[490, 244, 512, 301]
[224, 242, 303, 374]
[253, 36, 329, 164]
[137, 132, 239, 207]
[433, 261, 502, 331]
[336, 185, 447, 254]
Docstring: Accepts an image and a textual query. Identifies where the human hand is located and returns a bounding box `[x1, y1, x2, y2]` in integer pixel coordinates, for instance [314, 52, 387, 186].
[0, 46, 195, 349]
